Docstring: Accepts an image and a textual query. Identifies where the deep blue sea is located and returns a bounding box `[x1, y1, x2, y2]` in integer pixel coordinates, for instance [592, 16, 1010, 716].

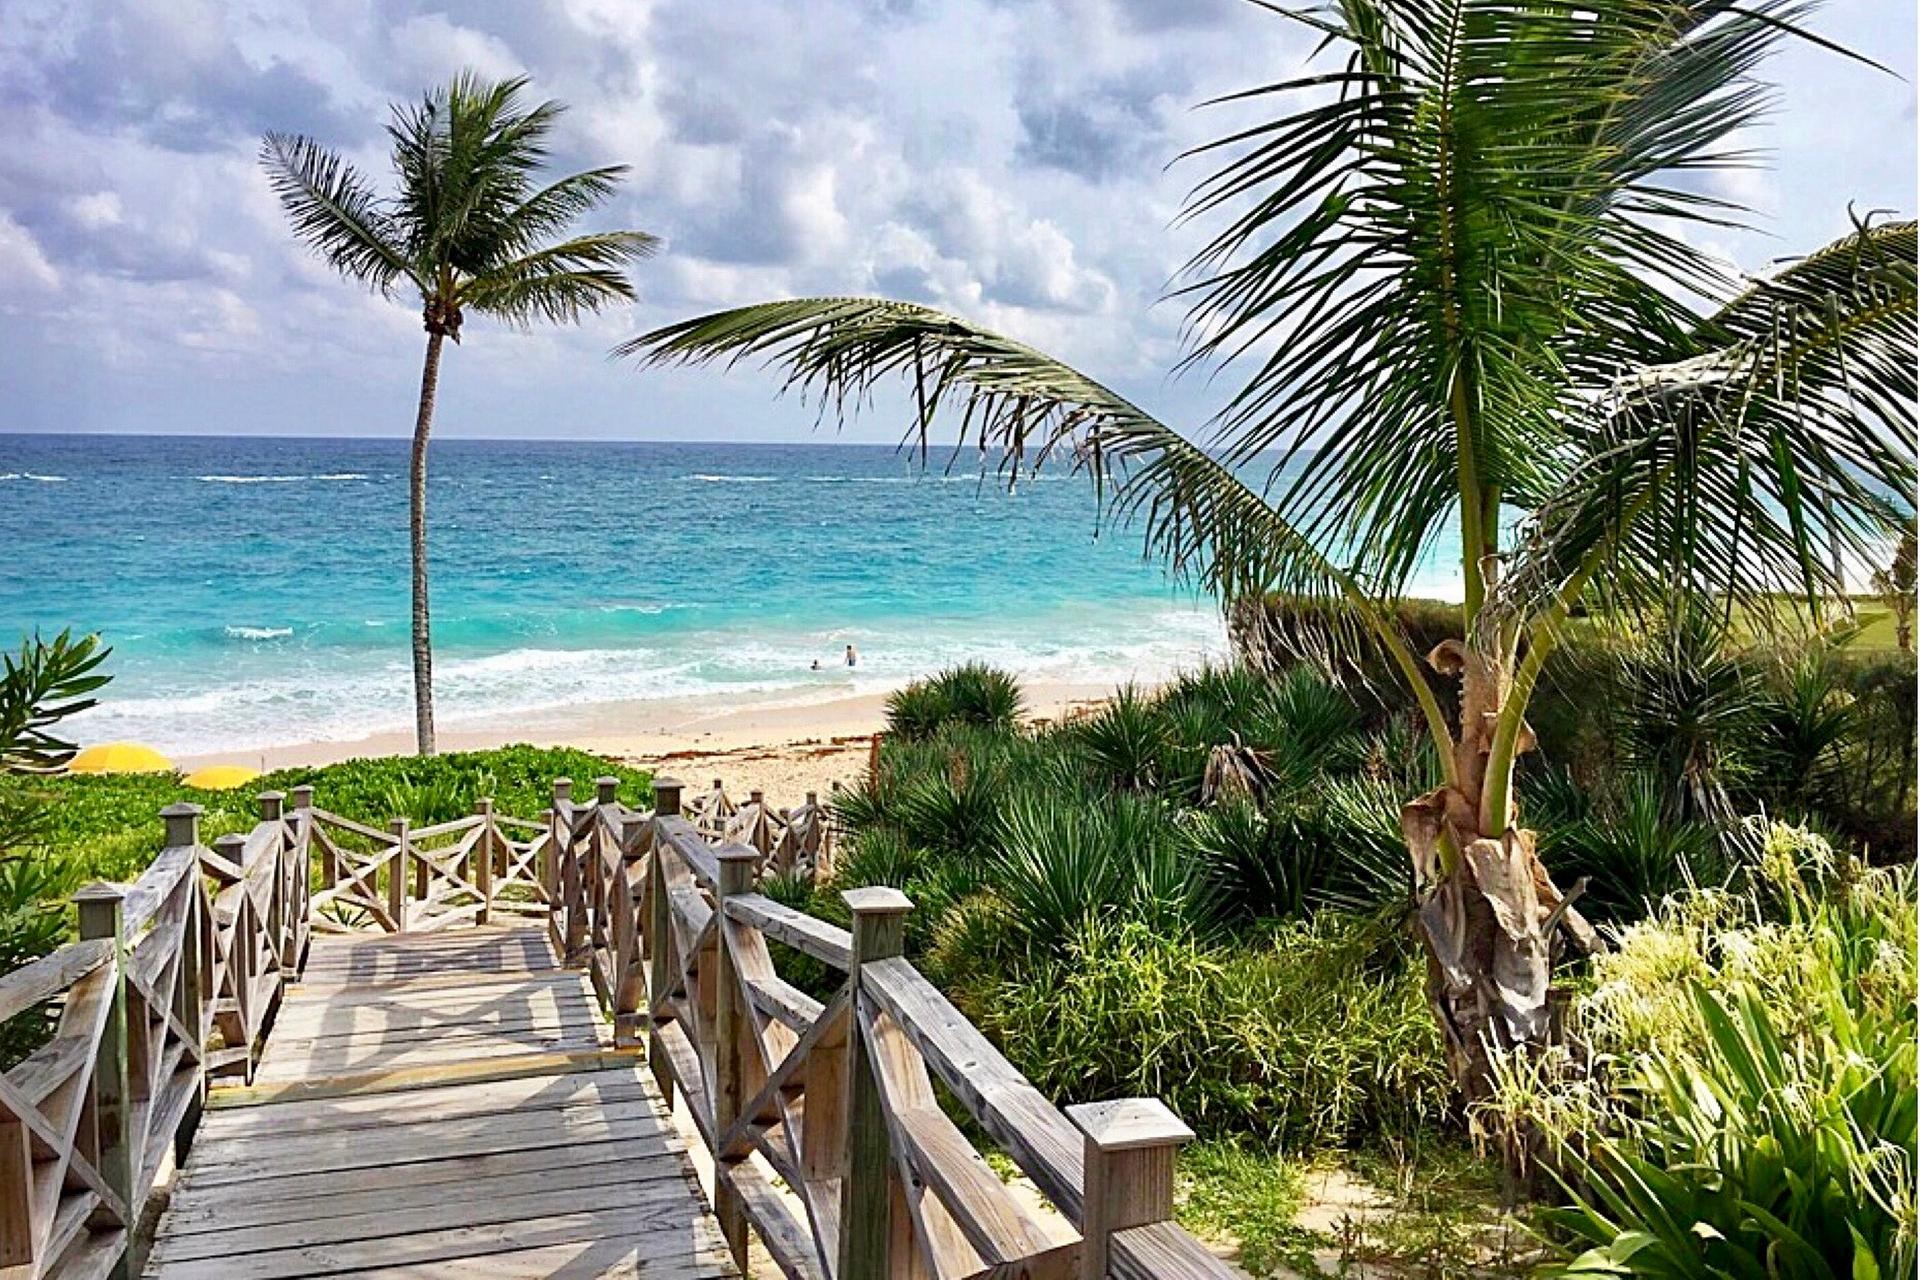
[1, 434, 1241, 756]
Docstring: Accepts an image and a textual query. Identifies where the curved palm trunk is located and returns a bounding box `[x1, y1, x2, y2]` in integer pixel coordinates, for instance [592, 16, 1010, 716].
[1402, 641, 1594, 1113]
[409, 330, 444, 756]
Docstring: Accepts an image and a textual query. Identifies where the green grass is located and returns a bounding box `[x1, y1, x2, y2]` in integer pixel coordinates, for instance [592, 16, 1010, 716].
[4, 743, 649, 895]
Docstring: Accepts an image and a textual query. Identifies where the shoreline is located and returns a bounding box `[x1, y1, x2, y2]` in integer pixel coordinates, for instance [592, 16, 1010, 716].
[172, 678, 1122, 799]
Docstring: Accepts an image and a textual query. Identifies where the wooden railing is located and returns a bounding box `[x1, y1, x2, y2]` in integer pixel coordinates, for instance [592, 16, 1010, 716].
[5, 774, 1236, 1280]
[687, 779, 834, 881]
[304, 791, 550, 934]
[553, 775, 1242, 1280]
[0, 793, 306, 1279]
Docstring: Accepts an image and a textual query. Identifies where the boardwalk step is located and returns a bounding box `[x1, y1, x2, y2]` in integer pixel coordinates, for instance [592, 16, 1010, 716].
[148, 921, 738, 1279]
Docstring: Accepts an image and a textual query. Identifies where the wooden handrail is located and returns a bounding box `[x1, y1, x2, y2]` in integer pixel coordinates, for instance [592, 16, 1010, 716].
[607, 774, 1245, 1280]
[4, 772, 1237, 1280]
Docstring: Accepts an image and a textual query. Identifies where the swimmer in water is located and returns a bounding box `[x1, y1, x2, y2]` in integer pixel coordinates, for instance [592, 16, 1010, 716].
[845, 644, 858, 668]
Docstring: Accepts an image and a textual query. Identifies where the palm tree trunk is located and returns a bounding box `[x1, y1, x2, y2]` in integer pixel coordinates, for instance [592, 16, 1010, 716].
[409, 330, 444, 756]
[1401, 644, 1594, 1126]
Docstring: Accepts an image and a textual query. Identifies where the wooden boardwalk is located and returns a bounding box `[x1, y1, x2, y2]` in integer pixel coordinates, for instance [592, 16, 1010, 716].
[143, 923, 739, 1279]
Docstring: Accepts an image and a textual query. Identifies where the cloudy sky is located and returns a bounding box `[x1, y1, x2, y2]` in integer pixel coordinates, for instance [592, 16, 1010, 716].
[1, 0, 1913, 444]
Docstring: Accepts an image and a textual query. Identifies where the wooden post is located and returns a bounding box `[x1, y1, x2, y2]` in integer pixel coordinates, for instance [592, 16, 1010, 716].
[387, 818, 409, 934]
[613, 811, 650, 1044]
[545, 778, 572, 902]
[838, 886, 912, 1280]
[258, 792, 288, 963]
[161, 801, 202, 850]
[711, 847, 759, 1269]
[1065, 1099, 1196, 1280]
[166, 806, 207, 1164]
[0, 1111, 28, 1271]
[596, 775, 620, 807]
[213, 832, 251, 1071]
[474, 798, 495, 925]
[647, 777, 682, 1106]
[75, 883, 135, 1276]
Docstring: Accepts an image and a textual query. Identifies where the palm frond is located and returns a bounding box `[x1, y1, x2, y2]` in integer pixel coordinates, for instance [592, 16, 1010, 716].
[1496, 219, 1918, 637]
[622, 297, 1366, 606]
[259, 132, 413, 291]
[1, 630, 112, 773]
[462, 232, 659, 326]
[1172, 0, 1830, 607]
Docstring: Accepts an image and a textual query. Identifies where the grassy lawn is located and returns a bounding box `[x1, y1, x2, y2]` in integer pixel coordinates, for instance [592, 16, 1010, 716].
[6, 743, 650, 895]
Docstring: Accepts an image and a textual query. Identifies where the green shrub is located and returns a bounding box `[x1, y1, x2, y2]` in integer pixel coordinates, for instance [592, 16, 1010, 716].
[1543, 977, 1915, 1280]
[1071, 685, 1170, 792]
[990, 792, 1213, 955]
[985, 914, 1450, 1147]
[884, 680, 953, 741]
[1485, 825, 1916, 1277]
[885, 664, 1025, 739]
[1537, 774, 1732, 923]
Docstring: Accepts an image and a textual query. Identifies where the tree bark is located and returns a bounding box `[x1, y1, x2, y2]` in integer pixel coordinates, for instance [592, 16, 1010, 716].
[1402, 640, 1595, 1113]
[409, 330, 444, 756]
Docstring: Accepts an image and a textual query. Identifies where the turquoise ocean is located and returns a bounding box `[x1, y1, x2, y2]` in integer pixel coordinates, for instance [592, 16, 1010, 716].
[0, 434, 1482, 757]
[0, 434, 1229, 756]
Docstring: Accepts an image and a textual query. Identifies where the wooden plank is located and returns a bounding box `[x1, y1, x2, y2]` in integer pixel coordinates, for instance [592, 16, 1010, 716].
[317, 1241, 735, 1279]
[1112, 1221, 1243, 1280]
[0, 938, 112, 1024]
[210, 1048, 639, 1107]
[721, 1161, 828, 1280]
[154, 1155, 702, 1259]
[196, 1068, 656, 1138]
[861, 959, 1085, 1222]
[250, 1031, 611, 1082]
[745, 973, 827, 1035]
[186, 1092, 671, 1167]
[723, 895, 852, 970]
[862, 1005, 1078, 1277]
[146, 1200, 733, 1279]
[180, 1099, 672, 1185]
[164, 1130, 653, 1219]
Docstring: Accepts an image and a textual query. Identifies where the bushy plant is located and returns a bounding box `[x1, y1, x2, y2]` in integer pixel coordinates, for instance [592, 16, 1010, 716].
[1483, 824, 1916, 1276]
[1070, 685, 1169, 793]
[990, 792, 1213, 956]
[1543, 978, 1916, 1280]
[884, 664, 1025, 739]
[1537, 774, 1732, 923]
[984, 914, 1450, 1147]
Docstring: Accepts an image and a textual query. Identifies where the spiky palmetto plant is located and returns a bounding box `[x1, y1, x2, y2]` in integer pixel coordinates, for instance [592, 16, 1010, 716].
[262, 74, 658, 754]
[622, 2, 1916, 1102]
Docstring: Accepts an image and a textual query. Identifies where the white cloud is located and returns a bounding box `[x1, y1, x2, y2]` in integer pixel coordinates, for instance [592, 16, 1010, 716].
[0, 212, 60, 291]
[0, 0, 1910, 439]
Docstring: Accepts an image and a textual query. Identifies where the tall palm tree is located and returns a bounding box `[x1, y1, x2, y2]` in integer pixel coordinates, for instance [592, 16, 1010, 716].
[262, 74, 658, 754]
[623, 2, 1916, 1101]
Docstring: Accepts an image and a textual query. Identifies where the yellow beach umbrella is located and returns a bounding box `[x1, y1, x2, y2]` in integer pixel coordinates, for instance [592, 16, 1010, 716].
[69, 742, 173, 775]
[183, 764, 262, 791]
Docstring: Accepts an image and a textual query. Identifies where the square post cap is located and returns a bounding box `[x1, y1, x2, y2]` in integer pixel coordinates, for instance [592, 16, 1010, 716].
[841, 886, 913, 916]
[1066, 1098, 1195, 1152]
[160, 802, 204, 847]
[595, 776, 621, 805]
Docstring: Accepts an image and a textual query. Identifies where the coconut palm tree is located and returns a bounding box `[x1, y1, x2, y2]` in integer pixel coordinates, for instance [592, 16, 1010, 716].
[262, 74, 658, 754]
[622, 2, 1915, 1101]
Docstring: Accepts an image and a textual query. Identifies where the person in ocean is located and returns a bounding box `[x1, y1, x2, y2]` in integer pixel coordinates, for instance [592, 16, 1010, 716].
[810, 658, 821, 671]
[845, 644, 858, 668]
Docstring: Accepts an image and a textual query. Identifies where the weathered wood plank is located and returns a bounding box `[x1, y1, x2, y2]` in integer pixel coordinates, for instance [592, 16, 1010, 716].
[723, 894, 852, 970]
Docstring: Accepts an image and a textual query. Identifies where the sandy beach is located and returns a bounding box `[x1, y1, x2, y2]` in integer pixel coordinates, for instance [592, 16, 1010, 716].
[173, 678, 1120, 801]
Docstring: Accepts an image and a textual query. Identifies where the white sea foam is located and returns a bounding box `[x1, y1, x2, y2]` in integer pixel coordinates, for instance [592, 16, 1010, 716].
[689, 474, 778, 483]
[196, 473, 369, 484]
[224, 626, 294, 641]
[75, 604, 1229, 757]
[0, 472, 68, 482]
